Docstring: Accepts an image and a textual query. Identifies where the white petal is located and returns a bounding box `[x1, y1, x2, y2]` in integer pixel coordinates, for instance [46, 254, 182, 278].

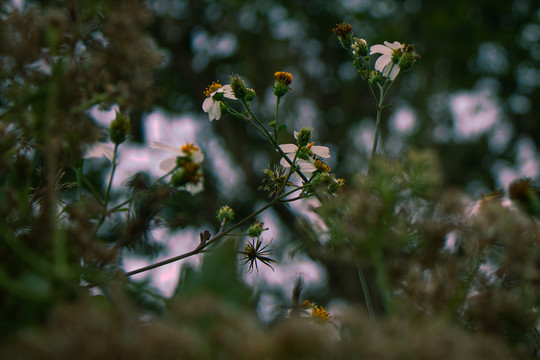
[389, 66, 400, 80]
[85, 143, 114, 162]
[293, 131, 299, 139]
[382, 63, 392, 77]
[280, 158, 292, 168]
[208, 102, 220, 121]
[370, 44, 392, 55]
[191, 149, 204, 163]
[150, 141, 183, 156]
[279, 144, 298, 153]
[202, 97, 214, 112]
[374, 55, 391, 72]
[185, 180, 204, 195]
[159, 157, 177, 173]
[221, 85, 237, 99]
[384, 41, 402, 49]
[311, 146, 330, 158]
[298, 160, 316, 176]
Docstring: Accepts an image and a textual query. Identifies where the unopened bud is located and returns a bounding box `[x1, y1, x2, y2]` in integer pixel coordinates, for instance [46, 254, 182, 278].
[109, 112, 130, 145]
[217, 205, 235, 223]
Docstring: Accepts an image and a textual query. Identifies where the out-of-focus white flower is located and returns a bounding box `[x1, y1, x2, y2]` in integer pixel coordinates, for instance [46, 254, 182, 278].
[202, 82, 236, 121]
[150, 141, 204, 173]
[85, 143, 115, 162]
[279, 140, 330, 177]
[370, 41, 403, 80]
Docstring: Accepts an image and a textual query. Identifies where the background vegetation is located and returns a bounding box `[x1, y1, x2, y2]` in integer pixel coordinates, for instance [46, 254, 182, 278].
[1, 0, 540, 358]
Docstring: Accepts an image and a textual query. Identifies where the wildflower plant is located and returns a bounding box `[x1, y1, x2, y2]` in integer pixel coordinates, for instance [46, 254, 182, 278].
[3, 3, 540, 359]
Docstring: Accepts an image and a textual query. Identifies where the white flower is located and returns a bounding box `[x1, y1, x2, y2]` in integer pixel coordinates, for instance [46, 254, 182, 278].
[370, 41, 403, 80]
[202, 84, 236, 121]
[150, 141, 204, 173]
[84, 143, 115, 162]
[279, 141, 330, 177]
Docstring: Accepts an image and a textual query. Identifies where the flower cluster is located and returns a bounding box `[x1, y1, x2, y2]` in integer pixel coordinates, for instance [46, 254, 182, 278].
[279, 129, 331, 177]
[151, 141, 204, 194]
[337, 22, 419, 82]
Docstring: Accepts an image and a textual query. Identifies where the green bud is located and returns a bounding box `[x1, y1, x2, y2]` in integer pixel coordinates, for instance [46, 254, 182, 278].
[369, 71, 384, 86]
[247, 220, 265, 238]
[109, 112, 130, 145]
[230, 74, 248, 100]
[296, 128, 312, 147]
[273, 83, 289, 98]
[245, 88, 256, 102]
[217, 205, 235, 223]
[351, 37, 369, 57]
[399, 51, 416, 72]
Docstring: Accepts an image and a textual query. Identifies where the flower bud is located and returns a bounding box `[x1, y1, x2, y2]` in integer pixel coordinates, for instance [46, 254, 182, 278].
[216, 205, 235, 223]
[273, 71, 293, 98]
[351, 37, 369, 57]
[399, 44, 420, 72]
[230, 74, 248, 100]
[369, 70, 384, 86]
[247, 219, 265, 238]
[332, 22, 354, 49]
[109, 112, 130, 145]
[295, 128, 312, 147]
[245, 88, 256, 102]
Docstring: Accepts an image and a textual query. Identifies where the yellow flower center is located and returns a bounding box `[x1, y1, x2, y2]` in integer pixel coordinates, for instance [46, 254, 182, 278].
[181, 143, 199, 155]
[203, 81, 222, 97]
[274, 71, 294, 85]
[314, 159, 330, 173]
[311, 305, 331, 323]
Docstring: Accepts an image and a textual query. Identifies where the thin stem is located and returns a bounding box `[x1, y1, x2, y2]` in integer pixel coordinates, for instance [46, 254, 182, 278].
[241, 100, 310, 184]
[356, 262, 376, 321]
[274, 96, 281, 139]
[121, 186, 302, 278]
[368, 84, 385, 175]
[95, 143, 119, 231]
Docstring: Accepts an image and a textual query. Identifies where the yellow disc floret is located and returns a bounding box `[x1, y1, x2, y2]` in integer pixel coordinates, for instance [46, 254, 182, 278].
[311, 305, 331, 323]
[203, 81, 223, 97]
[274, 71, 294, 85]
[181, 143, 200, 156]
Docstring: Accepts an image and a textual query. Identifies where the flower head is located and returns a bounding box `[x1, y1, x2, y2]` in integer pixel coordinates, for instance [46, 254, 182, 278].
[151, 141, 204, 172]
[370, 41, 404, 80]
[216, 205, 235, 223]
[240, 237, 276, 273]
[332, 22, 354, 49]
[202, 81, 237, 121]
[311, 304, 332, 323]
[279, 132, 331, 177]
[151, 141, 204, 194]
[273, 71, 294, 97]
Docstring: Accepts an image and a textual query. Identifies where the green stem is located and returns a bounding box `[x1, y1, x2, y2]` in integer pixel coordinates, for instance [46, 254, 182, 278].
[241, 100, 311, 184]
[356, 262, 376, 321]
[368, 85, 385, 175]
[274, 96, 281, 139]
[96, 143, 119, 230]
[121, 186, 304, 278]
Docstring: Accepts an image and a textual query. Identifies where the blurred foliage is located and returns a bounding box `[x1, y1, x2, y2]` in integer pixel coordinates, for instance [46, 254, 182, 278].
[2, 0, 540, 359]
